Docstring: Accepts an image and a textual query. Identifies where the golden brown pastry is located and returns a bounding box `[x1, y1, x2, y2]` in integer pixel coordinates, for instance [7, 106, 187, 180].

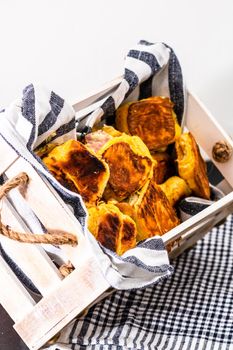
[115, 202, 136, 221]
[116, 97, 181, 151]
[151, 152, 174, 184]
[159, 176, 191, 207]
[42, 139, 109, 207]
[98, 134, 154, 201]
[175, 132, 210, 199]
[88, 203, 136, 255]
[129, 179, 180, 241]
[101, 125, 122, 137]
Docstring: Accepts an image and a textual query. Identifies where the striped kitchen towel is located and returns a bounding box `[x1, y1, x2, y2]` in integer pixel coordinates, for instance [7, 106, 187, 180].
[47, 215, 233, 350]
[0, 40, 186, 290]
[77, 40, 186, 132]
[0, 40, 220, 292]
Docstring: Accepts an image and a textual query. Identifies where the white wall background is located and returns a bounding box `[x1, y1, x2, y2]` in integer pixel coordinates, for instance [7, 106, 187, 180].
[0, 0, 233, 133]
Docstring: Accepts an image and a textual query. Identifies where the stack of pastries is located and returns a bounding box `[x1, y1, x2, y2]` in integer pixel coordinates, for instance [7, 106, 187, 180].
[39, 96, 210, 255]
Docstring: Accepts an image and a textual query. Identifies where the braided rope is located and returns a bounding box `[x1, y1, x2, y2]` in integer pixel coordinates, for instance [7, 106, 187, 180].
[0, 172, 78, 246]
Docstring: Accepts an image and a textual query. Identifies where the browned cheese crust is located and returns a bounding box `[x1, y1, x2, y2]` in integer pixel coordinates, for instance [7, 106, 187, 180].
[116, 97, 181, 151]
[135, 180, 180, 241]
[88, 203, 136, 255]
[43, 140, 109, 206]
[102, 142, 152, 201]
[151, 152, 174, 184]
[175, 132, 210, 199]
[98, 212, 136, 255]
[97, 212, 121, 251]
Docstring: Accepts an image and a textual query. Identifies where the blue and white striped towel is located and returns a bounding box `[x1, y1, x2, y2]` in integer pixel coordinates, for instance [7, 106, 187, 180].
[80, 41, 185, 132]
[1, 41, 185, 290]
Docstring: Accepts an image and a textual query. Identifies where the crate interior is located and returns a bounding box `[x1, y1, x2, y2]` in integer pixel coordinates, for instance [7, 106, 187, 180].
[1, 82, 233, 349]
[74, 87, 233, 254]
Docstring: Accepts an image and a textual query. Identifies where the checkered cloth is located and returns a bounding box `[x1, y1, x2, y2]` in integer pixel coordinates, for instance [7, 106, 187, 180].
[47, 214, 233, 349]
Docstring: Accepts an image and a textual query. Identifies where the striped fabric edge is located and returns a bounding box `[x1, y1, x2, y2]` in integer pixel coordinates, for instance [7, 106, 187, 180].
[0, 80, 173, 290]
[80, 40, 185, 133]
[49, 337, 230, 350]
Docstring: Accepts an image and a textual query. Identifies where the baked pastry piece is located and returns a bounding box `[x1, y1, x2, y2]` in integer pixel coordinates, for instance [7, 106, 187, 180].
[116, 97, 181, 151]
[88, 203, 136, 255]
[115, 202, 136, 221]
[129, 178, 180, 241]
[175, 132, 210, 199]
[42, 139, 109, 206]
[85, 126, 122, 154]
[159, 176, 191, 206]
[98, 134, 154, 201]
[101, 125, 122, 137]
[151, 152, 174, 184]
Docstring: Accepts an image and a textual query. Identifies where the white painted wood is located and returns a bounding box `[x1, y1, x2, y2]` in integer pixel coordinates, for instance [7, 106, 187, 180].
[186, 91, 233, 187]
[0, 199, 63, 295]
[162, 190, 233, 245]
[75, 97, 108, 124]
[169, 221, 214, 260]
[0, 77, 233, 350]
[72, 76, 122, 112]
[0, 135, 19, 174]
[0, 255, 35, 322]
[170, 204, 229, 246]
[217, 179, 233, 194]
[168, 205, 233, 259]
[5, 157, 94, 268]
[14, 257, 110, 350]
[5, 184, 69, 267]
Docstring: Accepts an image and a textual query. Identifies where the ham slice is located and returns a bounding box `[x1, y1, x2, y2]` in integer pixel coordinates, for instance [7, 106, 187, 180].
[85, 130, 113, 153]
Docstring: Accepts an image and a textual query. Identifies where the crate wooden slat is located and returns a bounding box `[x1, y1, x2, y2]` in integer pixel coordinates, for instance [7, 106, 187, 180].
[13, 258, 110, 350]
[0, 135, 19, 174]
[0, 129, 111, 349]
[0, 200, 63, 295]
[5, 157, 91, 269]
[168, 202, 233, 259]
[72, 76, 122, 112]
[162, 189, 233, 246]
[186, 91, 233, 187]
[0, 77, 233, 350]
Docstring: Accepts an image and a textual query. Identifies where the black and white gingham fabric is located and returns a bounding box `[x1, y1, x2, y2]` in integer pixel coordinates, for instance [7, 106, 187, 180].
[0, 41, 187, 290]
[47, 215, 233, 350]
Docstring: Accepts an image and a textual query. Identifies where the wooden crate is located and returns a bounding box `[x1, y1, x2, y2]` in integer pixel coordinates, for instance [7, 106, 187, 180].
[1, 77, 233, 350]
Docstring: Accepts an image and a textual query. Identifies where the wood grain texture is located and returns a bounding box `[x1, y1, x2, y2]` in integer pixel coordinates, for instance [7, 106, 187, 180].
[14, 257, 110, 350]
[0, 135, 19, 175]
[5, 157, 88, 268]
[186, 92, 233, 187]
[0, 200, 63, 295]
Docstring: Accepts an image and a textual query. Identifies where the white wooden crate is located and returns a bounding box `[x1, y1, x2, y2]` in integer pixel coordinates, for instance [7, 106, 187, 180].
[1, 77, 233, 350]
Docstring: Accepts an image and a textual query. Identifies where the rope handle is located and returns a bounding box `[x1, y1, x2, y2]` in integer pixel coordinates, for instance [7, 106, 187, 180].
[0, 172, 78, 246]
